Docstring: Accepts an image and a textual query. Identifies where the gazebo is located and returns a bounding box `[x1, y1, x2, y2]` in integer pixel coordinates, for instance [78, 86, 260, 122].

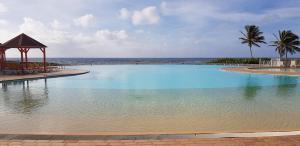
[0, 33, 47, 72]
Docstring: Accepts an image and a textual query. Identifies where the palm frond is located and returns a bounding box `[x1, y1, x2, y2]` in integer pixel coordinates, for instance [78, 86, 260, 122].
[271, 30, 300, 58]
[239, 25, 266, 58]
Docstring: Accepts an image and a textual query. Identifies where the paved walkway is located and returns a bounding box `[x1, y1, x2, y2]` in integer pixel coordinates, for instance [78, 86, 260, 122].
[0, 69, 89, 82]
[0, 135, 299, 146]
[222, 67, 300, 76]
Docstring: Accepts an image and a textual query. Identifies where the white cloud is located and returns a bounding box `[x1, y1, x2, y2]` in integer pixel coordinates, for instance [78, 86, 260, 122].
[120, 6, 160, 26]
[95, 29, 128, 40]
[0, 3, 7, 13]
[19, 17, 130, 46]
[19, 17, 71, 44]
[1, 0, 299, 58]
[16, 17, 138, 57]
[74, 14, 95, 27]
[160, 1, 300, 24]
[76, 30, 130, 47]
[51, 20, 70, 30]
[132, 6, 160, 25]
[119, 8, 130, 20]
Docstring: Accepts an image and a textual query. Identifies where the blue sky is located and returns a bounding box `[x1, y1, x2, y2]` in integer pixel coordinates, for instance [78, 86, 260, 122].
[0, 0, 300, 58]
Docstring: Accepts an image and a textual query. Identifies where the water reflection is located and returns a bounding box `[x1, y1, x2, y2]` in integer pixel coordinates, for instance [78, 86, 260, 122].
[243, 75, 262, 100]
[275, 76, 298, 98]
[1, 79, 48, 114]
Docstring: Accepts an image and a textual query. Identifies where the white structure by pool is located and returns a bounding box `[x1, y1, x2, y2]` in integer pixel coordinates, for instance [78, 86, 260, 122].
[260, 58, 300, 67]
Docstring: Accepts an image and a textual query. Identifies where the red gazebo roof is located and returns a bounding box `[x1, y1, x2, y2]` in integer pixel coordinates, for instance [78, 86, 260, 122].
[2, 33, 47, 48]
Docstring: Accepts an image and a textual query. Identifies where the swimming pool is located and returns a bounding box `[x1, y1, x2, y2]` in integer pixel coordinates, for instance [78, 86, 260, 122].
[0, 65, 300, 134]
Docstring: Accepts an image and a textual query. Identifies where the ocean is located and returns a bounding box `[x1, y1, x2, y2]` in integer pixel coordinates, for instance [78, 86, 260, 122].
[7, 58, 214, 65]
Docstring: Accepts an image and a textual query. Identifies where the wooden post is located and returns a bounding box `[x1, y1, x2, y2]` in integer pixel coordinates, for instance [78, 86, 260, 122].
[24, 48, 29, 69]
[2, 49, 6, 70]
[3, 49, 5, 62]
[40, 48, 46, 72]
[0, 49, 3, 71]
[19, 48, 24, 71]
[44, 48, 46, 72]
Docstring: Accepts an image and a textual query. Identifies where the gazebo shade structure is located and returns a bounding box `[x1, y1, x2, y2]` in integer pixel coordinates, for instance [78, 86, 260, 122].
[0, 33, 47, 72]
[0, 43, 5, 70]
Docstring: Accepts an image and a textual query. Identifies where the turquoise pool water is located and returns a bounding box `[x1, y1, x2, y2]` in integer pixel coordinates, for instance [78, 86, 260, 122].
[0, 65, 300, 134]
[42, 65, 300, 89]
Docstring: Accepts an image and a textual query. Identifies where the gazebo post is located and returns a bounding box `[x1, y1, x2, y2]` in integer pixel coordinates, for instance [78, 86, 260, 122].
[4, 50, 5, 62]
[0, 49, 3, 71]
[2, 49, 6, 70]
[40, 48, 46, 72]
[24, 48, 29, 69]
[19, 48, 24, 71]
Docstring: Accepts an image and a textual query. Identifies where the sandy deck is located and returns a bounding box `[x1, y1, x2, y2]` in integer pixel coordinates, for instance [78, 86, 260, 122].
[0, 69, 89, 82]
[222, 67, 300, 76]
[0, 135, 299, 145]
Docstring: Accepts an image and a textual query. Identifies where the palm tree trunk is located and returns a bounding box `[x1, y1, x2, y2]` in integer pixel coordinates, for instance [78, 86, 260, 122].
[249, 46, 253, 58]
[285, 51, 288, 68]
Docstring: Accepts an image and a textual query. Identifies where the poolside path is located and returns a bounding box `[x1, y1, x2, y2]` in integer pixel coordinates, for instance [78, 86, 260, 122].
[0, 69, 89, 82]
[222, 67, 300, 76]
[0, 135, 299, 146]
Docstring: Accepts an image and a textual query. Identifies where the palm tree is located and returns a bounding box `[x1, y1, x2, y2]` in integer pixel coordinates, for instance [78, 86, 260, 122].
[240, 25, 266, 58]
[271, 30, 300, 66]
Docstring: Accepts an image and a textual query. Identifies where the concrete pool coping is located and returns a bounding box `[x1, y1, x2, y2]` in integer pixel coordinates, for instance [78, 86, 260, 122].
[1, 131, 300, 140]
[222, 66, 300, 76]
[1, 136, 300, 146]
[1, 131, 300, 145]
[0, 69, 89, 82]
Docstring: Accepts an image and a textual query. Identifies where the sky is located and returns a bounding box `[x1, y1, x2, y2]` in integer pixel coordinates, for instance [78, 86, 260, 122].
[0, 0, 300, 58]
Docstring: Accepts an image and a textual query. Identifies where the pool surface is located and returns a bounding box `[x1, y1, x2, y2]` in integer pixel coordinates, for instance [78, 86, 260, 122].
[0, 65, 300, 134]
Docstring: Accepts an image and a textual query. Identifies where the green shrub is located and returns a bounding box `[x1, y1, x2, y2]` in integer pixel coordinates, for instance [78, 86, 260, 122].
[208, 58, 271, 64]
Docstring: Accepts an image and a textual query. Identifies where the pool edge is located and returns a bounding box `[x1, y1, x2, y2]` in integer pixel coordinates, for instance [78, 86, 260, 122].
[1, 130, 300, 140]
[0, 69, 90, 82]
[221, 67, 300, 76]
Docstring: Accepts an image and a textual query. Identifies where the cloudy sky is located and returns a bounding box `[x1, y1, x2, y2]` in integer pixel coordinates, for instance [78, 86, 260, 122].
[0, 0, 300, 58]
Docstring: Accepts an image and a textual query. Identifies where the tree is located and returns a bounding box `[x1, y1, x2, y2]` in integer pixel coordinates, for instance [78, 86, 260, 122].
[271, 30, 300, 66]
[240, 25, 266, 58]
